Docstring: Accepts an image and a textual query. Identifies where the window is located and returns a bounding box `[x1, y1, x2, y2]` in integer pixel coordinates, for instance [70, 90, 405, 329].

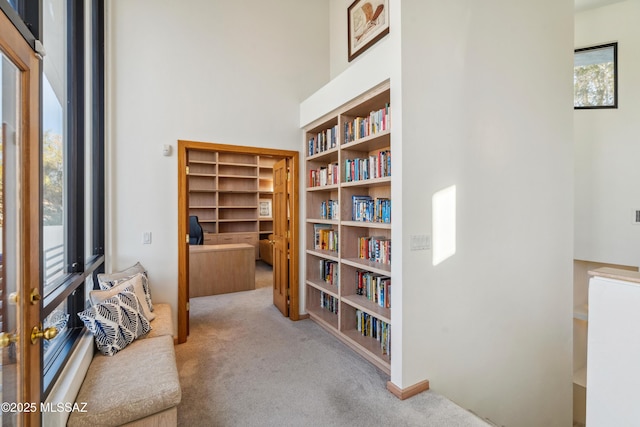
[38, 0, 105, 395]
[574, 42, 618, 109]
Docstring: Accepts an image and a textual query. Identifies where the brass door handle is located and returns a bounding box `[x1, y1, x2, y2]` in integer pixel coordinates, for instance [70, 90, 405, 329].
[0, 332, 18, 348]
[269, 240, 275, 245]
[31, 324, 58, 344]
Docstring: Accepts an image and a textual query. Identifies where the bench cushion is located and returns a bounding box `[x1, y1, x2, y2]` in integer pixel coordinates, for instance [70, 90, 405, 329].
[140, 303, 173, 339]
[67, 335, 181, 427]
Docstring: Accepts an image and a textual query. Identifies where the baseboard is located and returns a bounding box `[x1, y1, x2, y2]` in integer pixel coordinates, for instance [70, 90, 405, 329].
[386, 379, 430, 400]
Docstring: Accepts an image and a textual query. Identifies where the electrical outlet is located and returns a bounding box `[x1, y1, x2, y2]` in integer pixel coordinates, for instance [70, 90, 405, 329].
[410, 234, 431, 251]
[143, 232, 152, 244]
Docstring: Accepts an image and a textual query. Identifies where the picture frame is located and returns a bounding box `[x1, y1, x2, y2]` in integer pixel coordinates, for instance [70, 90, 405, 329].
[574, 42, 618, 109]
[348, 0, 390, 62]
[259, 199, 272, 218]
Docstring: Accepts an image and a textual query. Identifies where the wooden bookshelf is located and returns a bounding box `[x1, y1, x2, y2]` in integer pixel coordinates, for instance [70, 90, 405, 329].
[304, 80, 392, 374]
[187, 150, 283, 259]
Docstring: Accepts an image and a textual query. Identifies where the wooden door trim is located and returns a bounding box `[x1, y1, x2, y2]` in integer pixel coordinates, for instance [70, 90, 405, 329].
[177, 140, 300, 344]
[0, 8, 42, 424]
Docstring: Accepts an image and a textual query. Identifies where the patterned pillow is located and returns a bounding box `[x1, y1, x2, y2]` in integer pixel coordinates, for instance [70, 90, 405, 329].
[97, 262, 154, 312]
[78, 287, 152, 356]
[90, 273, 156, 321]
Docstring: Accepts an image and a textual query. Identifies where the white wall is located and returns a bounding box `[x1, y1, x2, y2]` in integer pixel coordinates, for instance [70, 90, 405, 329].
[399, 0, 573, 426]
[574, 0, 640, 267]
[106, 0, 329, 328]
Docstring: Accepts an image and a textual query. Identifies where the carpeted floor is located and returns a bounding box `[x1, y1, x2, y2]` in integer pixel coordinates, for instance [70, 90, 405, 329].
[175, 261, 490, 426]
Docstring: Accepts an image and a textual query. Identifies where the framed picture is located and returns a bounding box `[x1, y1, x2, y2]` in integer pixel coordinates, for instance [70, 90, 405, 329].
[348, 0, 389, 62]
[574, 42, 618, 109]
[259, 200, 272, 218]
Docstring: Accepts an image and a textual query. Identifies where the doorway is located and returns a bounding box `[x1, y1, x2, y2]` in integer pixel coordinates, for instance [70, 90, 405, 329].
[177, 140, 300, 344]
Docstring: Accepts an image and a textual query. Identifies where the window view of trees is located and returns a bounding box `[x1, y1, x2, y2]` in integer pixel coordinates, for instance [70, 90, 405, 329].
[43, 130, 63, 226]
[574, 43, 617, 108]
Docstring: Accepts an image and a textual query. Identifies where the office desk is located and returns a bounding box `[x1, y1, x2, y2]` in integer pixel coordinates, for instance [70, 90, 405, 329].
[189, 243, 255, 297]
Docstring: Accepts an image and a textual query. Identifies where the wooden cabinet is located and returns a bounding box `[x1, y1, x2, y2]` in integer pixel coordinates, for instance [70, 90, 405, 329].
[304, 80, 392, 374]
[187, 150, 281, 259]
[189, 244, 255, 297]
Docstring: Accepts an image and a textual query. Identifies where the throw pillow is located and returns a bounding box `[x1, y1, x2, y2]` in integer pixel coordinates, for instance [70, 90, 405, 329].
[78, 287, 151, 356]
[97, 262, 154, 312]
[89, 273, 156, 321]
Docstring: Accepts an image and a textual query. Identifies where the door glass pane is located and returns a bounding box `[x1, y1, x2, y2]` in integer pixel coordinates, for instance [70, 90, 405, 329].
[1, 50, 22, 427]
[42, 0, 67, 293]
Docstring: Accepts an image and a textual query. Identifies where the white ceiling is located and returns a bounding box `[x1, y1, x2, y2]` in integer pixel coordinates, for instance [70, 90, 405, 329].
[575, 0, 628, 12]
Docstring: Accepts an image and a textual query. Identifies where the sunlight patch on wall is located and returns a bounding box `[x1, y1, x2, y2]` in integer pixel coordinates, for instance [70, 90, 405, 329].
[432, 185, 456, 266]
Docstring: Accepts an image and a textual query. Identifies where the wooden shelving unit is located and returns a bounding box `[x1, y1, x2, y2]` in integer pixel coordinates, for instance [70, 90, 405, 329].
[304, 80, 392, 374]
[187, 150, 281, 259]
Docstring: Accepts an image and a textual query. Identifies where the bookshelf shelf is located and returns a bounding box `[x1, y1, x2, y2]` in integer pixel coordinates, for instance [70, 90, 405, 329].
[342, 176, 391, 188]
[342, 258, 391, 275]
[341, 129, 391, 152]
[307, 147, 339, 162]
[341, 329, 391, 369]
[308, 184, 340, 192]
[187, 150, 283, 259]
[305, 249, 340, 262]
[306, 280, 339, 299]
[341, 294, 391, 323]
[307, 308, 339, 330]
[341, 221, 391, 229]
[307, 219, 340, 226]
[304, 80, 392, 375]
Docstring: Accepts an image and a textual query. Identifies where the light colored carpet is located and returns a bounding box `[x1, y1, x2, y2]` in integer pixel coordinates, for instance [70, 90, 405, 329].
[175, 261, 490, 426]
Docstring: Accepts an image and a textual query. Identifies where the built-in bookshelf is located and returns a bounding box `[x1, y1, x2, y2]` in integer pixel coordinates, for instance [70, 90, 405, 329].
[305, 80, 392, 374]
[187, 151, 281, 259]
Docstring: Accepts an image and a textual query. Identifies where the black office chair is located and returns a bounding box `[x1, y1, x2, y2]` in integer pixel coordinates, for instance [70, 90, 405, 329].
[189, 216, 204, 245]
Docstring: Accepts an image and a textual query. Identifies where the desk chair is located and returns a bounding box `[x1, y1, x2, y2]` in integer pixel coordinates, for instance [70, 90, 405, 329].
[189, 216, 204, 245]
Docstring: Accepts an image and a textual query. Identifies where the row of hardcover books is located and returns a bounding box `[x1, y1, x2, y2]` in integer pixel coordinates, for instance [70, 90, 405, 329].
[320, 260, 338, 287]
[344, 150, 391, 183]
[358, 236, 391, 264]
[320, 291, 338, 314]
[344, 104, 390, 144]
[314, 224, 338, 252]
[309, 162, 339, 187]
[356, 270, 391, 308]
[356, 310, 391, 356]
[320, 199, 339, 220]
[351, 195, 390, 223]
[307, 124, 338, 156]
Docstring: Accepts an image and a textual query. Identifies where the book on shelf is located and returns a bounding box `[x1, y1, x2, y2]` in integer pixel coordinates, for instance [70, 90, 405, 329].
[344, 103, 391, 144]
[320, 199, 339, 220]
[355, 270, 391, 308]
[309, 162, 339, 187]
[358, 236, 391, 264]
[356, 310, 391, 356]
[308, 125, 338, 156]
[344, 150, 391, 183]
[320, 291, 339, 314]
[320, 260, 339, 287]
[314, 224, 338, 252]
[351, 195, 390, 223]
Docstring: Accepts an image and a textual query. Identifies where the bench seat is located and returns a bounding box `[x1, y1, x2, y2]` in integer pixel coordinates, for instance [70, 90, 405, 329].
[67, 305, 181, 427]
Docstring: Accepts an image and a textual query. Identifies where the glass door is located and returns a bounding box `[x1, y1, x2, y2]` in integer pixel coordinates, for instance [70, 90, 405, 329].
[1, 47, 22, 427]
[1, 7, 43, 425]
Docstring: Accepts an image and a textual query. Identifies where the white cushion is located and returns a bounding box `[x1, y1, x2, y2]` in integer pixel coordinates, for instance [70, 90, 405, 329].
[97, 262, 154, 312]
[78, 287, 151, 356]
[90, 273, 156, 321]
